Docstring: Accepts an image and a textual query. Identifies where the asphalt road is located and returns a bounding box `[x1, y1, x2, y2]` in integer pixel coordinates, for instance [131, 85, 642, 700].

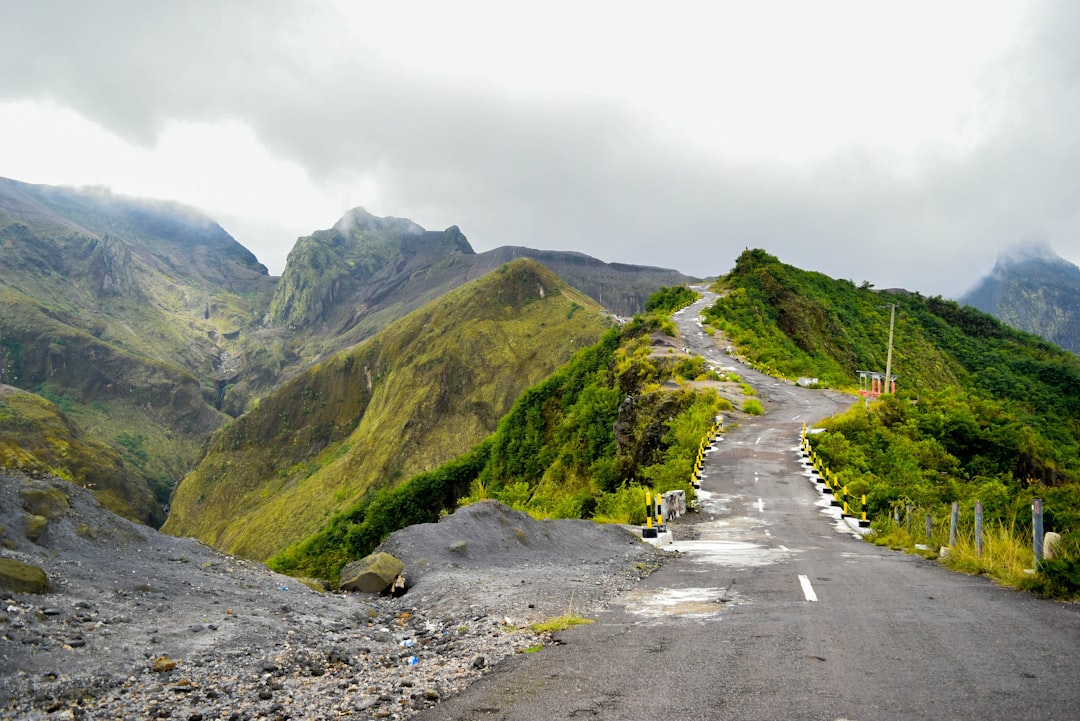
[418, 289, 1080, 721]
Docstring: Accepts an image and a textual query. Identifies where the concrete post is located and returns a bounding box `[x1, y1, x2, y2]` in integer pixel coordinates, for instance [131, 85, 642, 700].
[949, 502, 959, 547]
[974, 501, 983, 557]
[1033, 498, 1044, 564]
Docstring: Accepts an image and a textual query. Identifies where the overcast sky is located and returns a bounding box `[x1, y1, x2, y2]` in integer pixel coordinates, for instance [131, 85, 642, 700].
[2, 1, 1078, 297]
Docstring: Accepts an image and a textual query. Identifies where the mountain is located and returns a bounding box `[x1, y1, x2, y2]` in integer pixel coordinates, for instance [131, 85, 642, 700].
[0, 178, 276, 522]
[960, 241, 1080, 355]
[262, 208, 693, 376]
[0, 177, 694, 524]
[163, 259, 614, 560]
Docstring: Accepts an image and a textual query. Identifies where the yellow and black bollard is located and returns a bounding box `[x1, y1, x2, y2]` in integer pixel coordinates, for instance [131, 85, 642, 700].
[642, 490, 657, 538]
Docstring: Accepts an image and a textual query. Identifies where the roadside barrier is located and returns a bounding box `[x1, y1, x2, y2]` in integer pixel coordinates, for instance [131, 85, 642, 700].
[642, 490, 658, 538]
[691, 415, 724, 497]
[800, 424, 869, 528]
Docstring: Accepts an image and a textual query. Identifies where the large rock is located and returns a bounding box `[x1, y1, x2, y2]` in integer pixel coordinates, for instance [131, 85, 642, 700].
[18, 487, 69, 519]
[339, 552, 404, 594]
[0, 557, 52, 593]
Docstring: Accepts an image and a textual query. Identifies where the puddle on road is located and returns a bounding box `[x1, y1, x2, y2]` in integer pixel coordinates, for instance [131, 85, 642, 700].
[619, 586, 747, 619]
[669, 537, 794, 567]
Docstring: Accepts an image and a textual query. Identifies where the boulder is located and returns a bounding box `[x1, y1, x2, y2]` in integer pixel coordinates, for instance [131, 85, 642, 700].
[24, 514, 48, 542]
[339, 552, 404, 594]
[0, 557, 52, 593]
[18, 487, 70, 519]
[1044, 531, 1063, 560]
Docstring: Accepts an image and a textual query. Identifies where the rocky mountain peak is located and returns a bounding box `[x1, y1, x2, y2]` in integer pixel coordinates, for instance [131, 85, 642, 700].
[994, 239, 1070, 272]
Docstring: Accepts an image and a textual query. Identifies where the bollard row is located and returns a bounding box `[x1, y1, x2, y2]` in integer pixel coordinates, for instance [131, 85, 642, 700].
[690, 414, 725, 497]
[642, 415, 723, 539]
[799, 423, 870, 528]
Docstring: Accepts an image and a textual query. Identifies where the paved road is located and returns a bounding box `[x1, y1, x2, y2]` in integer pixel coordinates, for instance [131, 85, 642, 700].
[419, 289, 1080, 721]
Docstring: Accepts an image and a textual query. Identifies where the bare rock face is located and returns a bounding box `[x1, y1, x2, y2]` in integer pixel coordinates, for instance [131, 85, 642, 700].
[339, 552, 404, 593]
[0, 557, 51, 593]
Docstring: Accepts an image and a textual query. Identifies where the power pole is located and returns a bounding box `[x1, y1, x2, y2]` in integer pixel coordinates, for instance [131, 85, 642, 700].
[881, 304, 896, 395]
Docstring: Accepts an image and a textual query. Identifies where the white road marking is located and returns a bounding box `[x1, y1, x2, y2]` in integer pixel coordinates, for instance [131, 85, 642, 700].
[798, 575, 818, 602]
[756, 498, 764, 513]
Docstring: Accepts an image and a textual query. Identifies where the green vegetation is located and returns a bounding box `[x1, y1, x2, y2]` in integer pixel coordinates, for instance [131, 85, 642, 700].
[741, 398, 764, 415]
[708, 249, 1080, 596]
[271, 287, 727, 583]
[171, 260, 613, 561]
[644, 285, 698, 314]
[0, 388, 163, 525]
[530, 614, 594, 634]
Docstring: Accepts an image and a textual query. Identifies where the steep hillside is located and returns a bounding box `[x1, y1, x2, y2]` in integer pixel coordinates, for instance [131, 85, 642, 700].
[0, 178, 697, 524]
[0, 385, 161, 524]
[271, 306, 729, 583]
[163, 259, 614, 560]
[961, 241, 1080, 355]
[0, 178, 276, 517]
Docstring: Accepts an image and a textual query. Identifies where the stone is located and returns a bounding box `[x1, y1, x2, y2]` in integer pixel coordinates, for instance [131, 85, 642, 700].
[1044, 531, 1063, 560]
[24, 514, 49, 542]
[0, 557, 52, 594]
[339, 552, 405, 594]
[18, 487, 70, 519]
[152, 655, 178, 673]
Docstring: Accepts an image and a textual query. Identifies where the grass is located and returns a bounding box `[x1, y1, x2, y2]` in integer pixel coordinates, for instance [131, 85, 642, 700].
[870, 518, 1080, 598]
[528, 591, 595, 634]
[529, 614, 594, 634]
[741, 398, 764, 415]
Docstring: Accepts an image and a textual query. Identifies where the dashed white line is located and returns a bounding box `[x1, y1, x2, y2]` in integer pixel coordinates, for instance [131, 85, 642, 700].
[798, 575, 818, 602]
[756, 498, 764, 513]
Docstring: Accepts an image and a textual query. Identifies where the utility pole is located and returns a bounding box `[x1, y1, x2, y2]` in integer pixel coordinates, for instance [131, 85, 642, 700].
[880, 304, 896, 395]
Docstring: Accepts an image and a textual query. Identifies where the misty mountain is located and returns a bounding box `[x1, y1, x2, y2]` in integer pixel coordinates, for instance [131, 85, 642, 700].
[0, 176, 692, 523]
[960, 241, 1080, 355]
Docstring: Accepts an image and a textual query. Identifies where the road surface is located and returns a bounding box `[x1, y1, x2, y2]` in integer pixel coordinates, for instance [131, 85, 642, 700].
[418, 289, 1080, 721]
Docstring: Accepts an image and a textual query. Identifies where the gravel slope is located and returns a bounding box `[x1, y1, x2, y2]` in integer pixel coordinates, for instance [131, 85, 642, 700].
[1, 473, 663, 720]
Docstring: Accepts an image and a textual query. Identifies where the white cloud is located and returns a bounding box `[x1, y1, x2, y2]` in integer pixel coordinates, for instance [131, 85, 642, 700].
[0, 1, 1077, 294]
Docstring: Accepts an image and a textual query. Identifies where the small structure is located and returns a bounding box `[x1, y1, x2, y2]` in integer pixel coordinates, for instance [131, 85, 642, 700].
[856, 370, 897, 399]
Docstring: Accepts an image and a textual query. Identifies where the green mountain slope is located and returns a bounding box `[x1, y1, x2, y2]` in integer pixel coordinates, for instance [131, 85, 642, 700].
[0, 385, 161, 524]
[0, 178, 276, 520]
[707, 249, 1080, 568]
[270, 304, 728, 583]
[0, 177, 695, 526]
[163, 259, 614, 560]
[961, 242, 1080, 355]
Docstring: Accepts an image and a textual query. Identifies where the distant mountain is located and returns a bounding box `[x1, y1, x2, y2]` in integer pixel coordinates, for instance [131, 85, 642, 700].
[960, 241, 1080, 355]
[0, 176, 693, 527]
[164, 259, 612, 560]
[265, 208, 693, 367]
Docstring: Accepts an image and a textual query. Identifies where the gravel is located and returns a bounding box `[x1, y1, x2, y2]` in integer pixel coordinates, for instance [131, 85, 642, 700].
[1, 473, 664, 720]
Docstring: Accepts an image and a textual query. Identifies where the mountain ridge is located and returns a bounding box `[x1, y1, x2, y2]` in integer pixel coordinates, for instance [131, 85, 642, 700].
[961, 241, 1080, 355]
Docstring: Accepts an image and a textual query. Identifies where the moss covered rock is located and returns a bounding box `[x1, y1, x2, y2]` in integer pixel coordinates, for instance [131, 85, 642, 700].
[339, 552, 404, 594]
[0, 557, 51, 593]
[23, 514, 48, 542]
[18, 487, 69, 519]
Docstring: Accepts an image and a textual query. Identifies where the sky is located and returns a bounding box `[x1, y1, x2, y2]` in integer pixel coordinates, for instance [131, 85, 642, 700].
[2, 1, 1078, 298]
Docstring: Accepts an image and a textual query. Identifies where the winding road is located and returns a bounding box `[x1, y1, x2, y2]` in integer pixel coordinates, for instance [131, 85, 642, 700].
[419, 289, 1080, 721]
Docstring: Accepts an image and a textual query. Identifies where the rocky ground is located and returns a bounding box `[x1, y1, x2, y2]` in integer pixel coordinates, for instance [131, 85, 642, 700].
[0, 472, 665, 720]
